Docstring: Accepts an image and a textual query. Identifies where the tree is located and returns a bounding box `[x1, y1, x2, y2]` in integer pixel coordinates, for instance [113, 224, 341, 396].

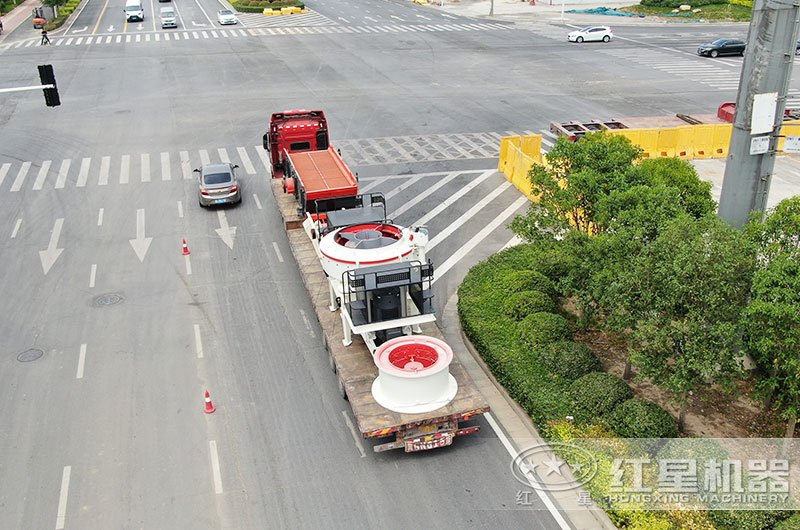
[607, 215, 756, 431]
[743, 197, 800, 438]
[509, 132, 644, 240]
[630, 157, 717, 219]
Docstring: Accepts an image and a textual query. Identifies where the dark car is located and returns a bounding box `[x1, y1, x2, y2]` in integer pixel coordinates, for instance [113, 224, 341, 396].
[194, 163, 241, 207]
[697, 39, 746, 58]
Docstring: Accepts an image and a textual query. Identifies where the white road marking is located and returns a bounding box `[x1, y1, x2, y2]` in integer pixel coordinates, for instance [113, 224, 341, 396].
[10, 219, 22, 238]
[272, 242, 283, 262]
[410, 169, 495, 225]
[97, 208, 104, 226]
[89, 264, 97, 288]
[161, 152, 171, 180]
[199, 149, 210, 165]
[185, 254, 192, 276]
[76, 343, 87, 379]
[55, 465, 71, 530]
[218, 147, 230, 163]
[10, 161, 31, 192]
[55, 159, 70, 189]
[0, 163, 10, 187]
[433, 196, 528, 282]
[254, 145, 270, 172]
[215, 210, 236, 249]
[483, 413, 571, 530]
[194, 324, 203, 358]
[252, 193, 262, 210]
[237, 146, 255, 174]
[427, 180, 512, 250]
[141, 153, 151, 182]
[300, 309, 315, 337]
[39, 218, 64, 275]
[98, 156, 110, 186]
[129, 209, 152, 262]
[120, 155, 130, 184]
[76, 157, 90, 187]
[209, 441, 223, 494]
[177, 201, 184, 218]
[341, 410, 367, 458]
[180, 151, 191, 179]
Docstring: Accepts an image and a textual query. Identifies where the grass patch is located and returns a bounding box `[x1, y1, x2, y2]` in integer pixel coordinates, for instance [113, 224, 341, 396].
[619, 2, 753, 21]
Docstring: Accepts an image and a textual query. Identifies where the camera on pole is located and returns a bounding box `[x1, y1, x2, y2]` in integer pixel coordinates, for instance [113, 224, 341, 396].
[38, 64, 60, 107]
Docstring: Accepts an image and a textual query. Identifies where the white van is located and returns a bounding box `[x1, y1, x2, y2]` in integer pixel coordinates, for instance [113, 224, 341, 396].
[124, 0, 144, 22]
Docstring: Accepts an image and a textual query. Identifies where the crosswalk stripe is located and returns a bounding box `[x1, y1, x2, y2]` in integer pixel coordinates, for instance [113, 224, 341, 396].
[180, 151, 191, 179]
[255, 145, 271, 173]
[117, 35, 122, 43]
[77, 157, 91, 187]
[126, 35, 131, 43]
[32, 160, 51, 191]
[211, 30, 218, 38]
[141, 153, 151, 182]
[10, 161, 31, 192]
[202, 32, 209, 39]
[155, 33, 160, 41]
[98, 156, 110, 186]
[136, 34, 141, 42]
[199, 149, 210, 165]
[183, 31, 189, 39]
[56, 159, 70, 189]
[85, 36, 92, 44]
[391, 171, 466, 218]
[65, 37, 74, 45]
[412, 169, 496, 226]
[106, 36, 112, 43]
[237, 146, 256, 174]
[165, 33, 170, 41]
[161, 152, 171, 181]
[0, 163, 10, 188]
[192, 31, 200, 39]
[120, 154, 130, 184]
[218, 148, 230, 164]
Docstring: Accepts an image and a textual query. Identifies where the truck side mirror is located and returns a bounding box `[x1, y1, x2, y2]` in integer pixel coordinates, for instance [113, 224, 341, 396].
[262, 133, 270, 151]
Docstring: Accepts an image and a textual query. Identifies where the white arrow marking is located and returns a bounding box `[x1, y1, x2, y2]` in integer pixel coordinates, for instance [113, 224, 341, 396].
[39, 218, 64, 275]
[338, 16, 350, 23]
[214, 210, 236, 249]
[128, 209, 152, 262]
[107, 25, 115, 31]
[72, 26, 88, 33]
[137, 24, 143, 30]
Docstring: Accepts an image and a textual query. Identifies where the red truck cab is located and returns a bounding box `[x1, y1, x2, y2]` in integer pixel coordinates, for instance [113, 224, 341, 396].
[263, 110, 330, 183]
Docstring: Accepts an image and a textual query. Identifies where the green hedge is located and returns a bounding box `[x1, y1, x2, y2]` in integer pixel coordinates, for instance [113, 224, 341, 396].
[500, 269, 555, 296]
[569, 372, 633, 422]
[230, 0, 304, 11]
[641, 0, 726, 6]
[607, 398, 677, 438]
[502, 290, 555, 320]
[776, 514, 800, 530]
[538, 340, 601, 380]
[709, 511, 795, 530]
[518, 312, 572, 347]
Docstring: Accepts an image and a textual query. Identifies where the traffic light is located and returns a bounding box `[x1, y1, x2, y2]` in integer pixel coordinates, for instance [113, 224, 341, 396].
[37, 64, 61, 107]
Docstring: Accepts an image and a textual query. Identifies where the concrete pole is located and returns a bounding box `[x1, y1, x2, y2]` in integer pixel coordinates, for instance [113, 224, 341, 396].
[718, 0, 800, 227]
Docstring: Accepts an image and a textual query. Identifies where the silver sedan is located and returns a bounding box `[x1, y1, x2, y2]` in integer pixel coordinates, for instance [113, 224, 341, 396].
[195, 163, 241, 207]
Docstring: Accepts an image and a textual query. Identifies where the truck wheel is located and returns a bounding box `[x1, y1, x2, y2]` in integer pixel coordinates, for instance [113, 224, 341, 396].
[338, 377, 348, 401]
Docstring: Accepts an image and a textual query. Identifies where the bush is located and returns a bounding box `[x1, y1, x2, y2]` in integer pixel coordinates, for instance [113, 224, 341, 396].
[776, 514, 800, 530]
[569, 372, 632, 422]
[502, 290, 555, 320]
[641, 0, 726, 6]
[518, 312, 572, 347]
[501, 269, 555, 297]
[708, 510, 793, 530]
[607, 398, 677, 438]
[538, 340, 601, 380]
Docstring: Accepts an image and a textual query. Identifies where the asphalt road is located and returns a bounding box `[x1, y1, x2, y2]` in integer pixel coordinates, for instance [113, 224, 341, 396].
[1, 3, 799, 529]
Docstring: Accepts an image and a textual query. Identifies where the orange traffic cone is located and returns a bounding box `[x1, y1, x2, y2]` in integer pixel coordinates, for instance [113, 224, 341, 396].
[182, 239, 190, 255]
[204, 390, 216, 414]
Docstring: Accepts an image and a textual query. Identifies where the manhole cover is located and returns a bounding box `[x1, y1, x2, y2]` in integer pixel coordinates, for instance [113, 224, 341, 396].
[17, 349, 44, 362]
[95, 294, 123, 306]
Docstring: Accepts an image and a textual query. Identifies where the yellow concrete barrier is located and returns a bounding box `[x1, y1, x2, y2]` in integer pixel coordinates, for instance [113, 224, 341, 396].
[674, 125, 695, 160]
[498, 136, 520, 173]
[712, 123, 732, 158]
[692, 124, 715, 159]
[657, 127, 677, 158]
[520, 135, 542, 163]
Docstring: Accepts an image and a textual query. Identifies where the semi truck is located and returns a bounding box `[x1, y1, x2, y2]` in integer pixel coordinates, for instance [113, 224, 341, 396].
[266, 110, 490, 452]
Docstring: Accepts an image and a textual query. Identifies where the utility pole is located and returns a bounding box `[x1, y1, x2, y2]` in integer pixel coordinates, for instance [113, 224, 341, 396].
[717, 0, 800, 227]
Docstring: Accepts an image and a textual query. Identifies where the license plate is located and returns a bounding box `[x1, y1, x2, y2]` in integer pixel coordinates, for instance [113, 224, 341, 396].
[213, 199, 227, 204]
[405, 433, 453, 452]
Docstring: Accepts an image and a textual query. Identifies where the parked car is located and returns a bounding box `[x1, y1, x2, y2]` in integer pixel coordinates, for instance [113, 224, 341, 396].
[567, 26, 613, 43]
[195, 163, 241, 207]
[697, 39, 746, 57]
[217, 9, 238, 25]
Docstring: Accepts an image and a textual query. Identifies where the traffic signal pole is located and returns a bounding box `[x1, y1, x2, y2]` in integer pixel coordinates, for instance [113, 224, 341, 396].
[0, 65, 61, 107]
[718, 0, 800, 227]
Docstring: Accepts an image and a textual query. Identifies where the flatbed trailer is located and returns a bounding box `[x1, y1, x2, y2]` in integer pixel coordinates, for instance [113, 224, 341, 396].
[272, 179, 490, 453]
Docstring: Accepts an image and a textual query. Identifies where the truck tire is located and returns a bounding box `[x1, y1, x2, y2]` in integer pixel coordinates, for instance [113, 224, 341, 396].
[338, 377, 348, 401]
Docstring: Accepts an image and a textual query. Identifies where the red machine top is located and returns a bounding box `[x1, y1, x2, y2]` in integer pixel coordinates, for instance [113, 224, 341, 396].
[289, 147, 358, 199]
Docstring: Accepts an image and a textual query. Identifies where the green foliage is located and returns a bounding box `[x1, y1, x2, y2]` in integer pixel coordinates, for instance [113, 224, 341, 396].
[708, 510, 793, 530]
[775, 514, 800, 530]
[500, 269, 555, 296]
[569, 372, 633, 422]
[641, 0, 726, 7]
[538, 340, 602, 380]
[607, 398, 677, 438]
[607, 214, 755, 410]
[518, 312, 572, 347]
[635, 157, 716, 218]
[230, 0, 303, 11]
[502, 290, 555, 320]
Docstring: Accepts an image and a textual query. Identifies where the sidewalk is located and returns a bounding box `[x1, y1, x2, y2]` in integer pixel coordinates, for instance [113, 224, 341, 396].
[0, 0, 42, 43]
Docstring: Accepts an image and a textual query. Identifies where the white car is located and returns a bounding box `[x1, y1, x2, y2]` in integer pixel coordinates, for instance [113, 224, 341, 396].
[217, 9, 238, 25]
[567, 26, 613, 43]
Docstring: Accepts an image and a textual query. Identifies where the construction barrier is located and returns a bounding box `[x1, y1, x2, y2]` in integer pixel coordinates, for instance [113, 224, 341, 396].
[777, 120, 800, 152]
[498, 135, 542, 201]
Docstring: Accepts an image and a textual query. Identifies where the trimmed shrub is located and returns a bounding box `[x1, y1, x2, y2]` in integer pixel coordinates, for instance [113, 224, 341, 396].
[607, 398, 677, 438]
[776, 514, 800, 530]
[538, 340, 601, 380]
[500, 269, 555, 296]
[502, 290, 555, 320]
[518, 312, 571, 347]
[708, 510, 793, 530]
[641, 0, 726, 7]
[569, 372, 632, 422]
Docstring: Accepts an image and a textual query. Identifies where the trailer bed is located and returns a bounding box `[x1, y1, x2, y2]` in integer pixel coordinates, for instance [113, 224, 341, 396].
[273, 180, 489, 441]
[289, 148, 358, 199]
